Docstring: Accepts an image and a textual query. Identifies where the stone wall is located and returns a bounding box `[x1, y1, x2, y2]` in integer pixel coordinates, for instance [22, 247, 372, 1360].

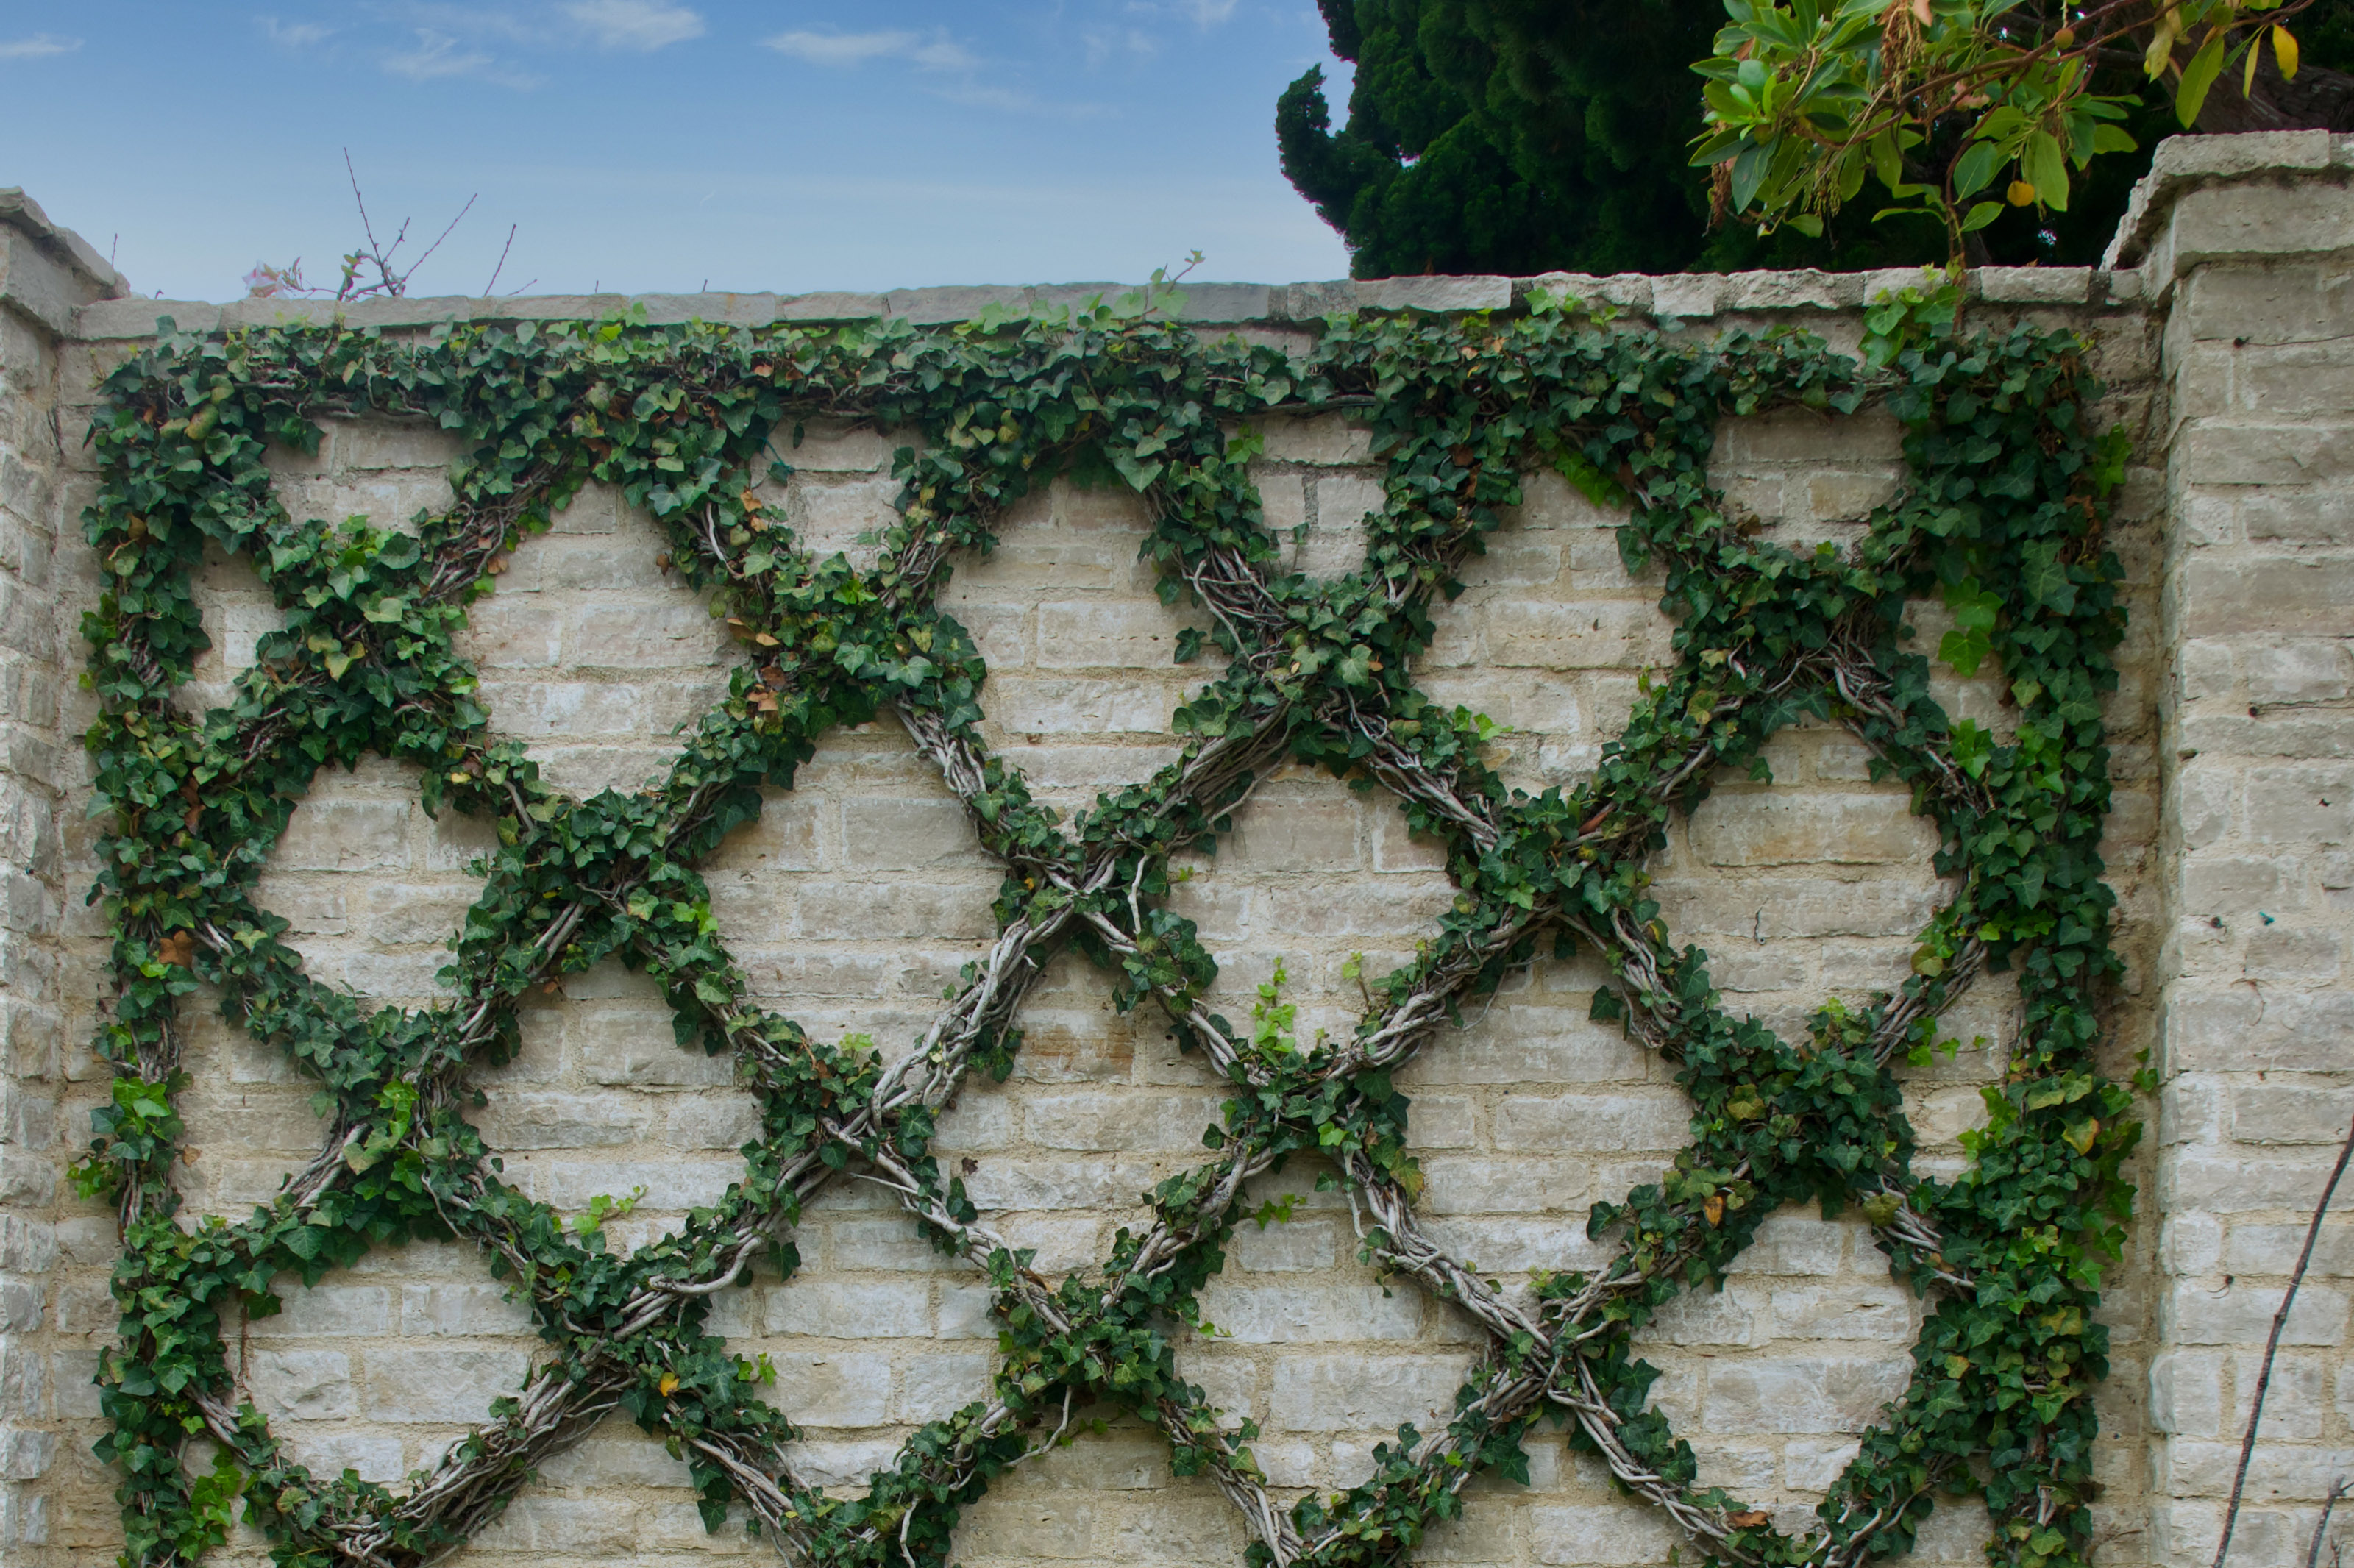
[0, 132, 2348, 1568]
[2122, 132, 2354, 1565]
[0, 189, 124, 1561]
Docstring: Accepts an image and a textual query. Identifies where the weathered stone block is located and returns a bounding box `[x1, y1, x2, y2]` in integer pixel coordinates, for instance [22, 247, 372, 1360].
[246, 1350, 355, 1421]
[1269, 1353, 1465, 1430]
[1976, 267, 2093, 304]
[765, 1279, 928, 1338]
[364, 1348, 531, 1422]
[271, 795, 413, 872]
[399, 1283, 534, 1338]
[1035, 600, 1189, 671]
[1686, 790, 1927, 867]
[1528, 1502, 1680, 1565]
[1354, 276, 1510, 313]
[763, 1351, 891, 1426]
[1702, 1353, 1912, 1433]
[246, 1283, 391, 1338]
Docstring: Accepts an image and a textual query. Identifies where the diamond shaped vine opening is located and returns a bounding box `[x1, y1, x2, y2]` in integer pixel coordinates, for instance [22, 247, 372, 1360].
[71, 295, 2138, 1568]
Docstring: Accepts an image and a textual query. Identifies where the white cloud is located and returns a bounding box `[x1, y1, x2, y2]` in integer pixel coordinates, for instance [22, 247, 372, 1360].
[1084, 26, 1159, 67]
[762, 29, 922, 67]
[922, 80, 1107, 117]
[0, 33, 80, 59]
[1123, 0, 1242, 22]
[257, 17, 333, 47]
[383, 27, 538, 88]
[762, 24, 1089, 112]
[763, 29, 978, 72]
[563, 0, 703, 51]
[908, 37, 981, 71]
[385, 28, 488, 78]
[393, 6, 541, 48]
[928, 82, 1045, 112]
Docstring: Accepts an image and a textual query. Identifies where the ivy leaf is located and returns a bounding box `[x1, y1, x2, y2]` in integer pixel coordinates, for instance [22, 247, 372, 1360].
[1938, 578, 2002, 677]
[2019, 541, 2077, 615]
[1109, 447, 1165, 493]
[1949, 718, 1994, 779]
[1553, 450, 1628, 510]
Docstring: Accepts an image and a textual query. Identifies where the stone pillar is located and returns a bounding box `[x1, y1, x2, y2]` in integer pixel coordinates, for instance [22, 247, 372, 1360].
[0, 188, 125, 1567]
[2114, 132, 2354, 1564]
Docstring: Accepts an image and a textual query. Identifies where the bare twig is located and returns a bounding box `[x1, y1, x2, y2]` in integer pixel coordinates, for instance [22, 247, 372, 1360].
[334, 148, 477, 301]
[341, 148, 398, 299]
[2215, 1107, 2354, 1567]
[344, 149, 379, 255]
[405, 192, 477, 282]
[483, 224, 517, 297]
[2308, 1478, 2348, 1568]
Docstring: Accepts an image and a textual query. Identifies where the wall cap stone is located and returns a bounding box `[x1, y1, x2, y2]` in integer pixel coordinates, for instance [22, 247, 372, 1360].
[0, 188, 129, 298]
[0, 188, 129, 338]
[65, 265, 2150, 345]
[2102, 129, 2354, 271]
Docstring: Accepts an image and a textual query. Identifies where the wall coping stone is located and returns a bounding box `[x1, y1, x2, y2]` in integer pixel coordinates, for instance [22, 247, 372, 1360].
[0, 188, 129, 338]
[0, 189, 130, 298]
[2102, 128, 2354, 273]
[64, 261, 2156, 346]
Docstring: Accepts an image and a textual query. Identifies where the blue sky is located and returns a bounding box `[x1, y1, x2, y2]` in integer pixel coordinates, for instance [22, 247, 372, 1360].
[1, 1, 1355, 302]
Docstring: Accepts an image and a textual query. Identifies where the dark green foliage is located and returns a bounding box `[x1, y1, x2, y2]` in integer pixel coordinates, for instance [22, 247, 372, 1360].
[1278, 0, 2354, 275]
[82, 281, 2136, 1568]
[1277, 0, 1737, 277]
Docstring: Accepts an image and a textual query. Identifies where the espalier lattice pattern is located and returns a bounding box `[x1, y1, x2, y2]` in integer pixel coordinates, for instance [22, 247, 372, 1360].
[74, 285, 2140, 1568]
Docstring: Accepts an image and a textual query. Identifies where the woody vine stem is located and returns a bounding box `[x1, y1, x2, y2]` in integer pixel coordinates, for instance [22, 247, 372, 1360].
[77, 275, 2138, 1568]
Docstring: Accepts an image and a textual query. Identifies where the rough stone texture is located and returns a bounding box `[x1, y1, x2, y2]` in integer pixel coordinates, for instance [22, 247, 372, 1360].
[0, 189, 117, 1565]
[1, 138, 2346, 1567]
[2147, 138, 2354, 1568]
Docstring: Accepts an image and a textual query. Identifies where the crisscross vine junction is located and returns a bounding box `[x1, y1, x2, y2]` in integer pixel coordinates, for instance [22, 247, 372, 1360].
[74, 281, 2141, 1568]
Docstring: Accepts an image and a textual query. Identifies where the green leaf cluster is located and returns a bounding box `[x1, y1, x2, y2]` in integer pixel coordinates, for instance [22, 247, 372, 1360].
[78, 283, 2134, 1568]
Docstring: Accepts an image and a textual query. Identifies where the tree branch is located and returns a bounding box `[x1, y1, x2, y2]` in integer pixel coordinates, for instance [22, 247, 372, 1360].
[2213, 1105, 2354, 1567]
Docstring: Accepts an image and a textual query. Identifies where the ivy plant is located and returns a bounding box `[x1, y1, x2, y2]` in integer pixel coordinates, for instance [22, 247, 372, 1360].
[77, 274, 2137, 1568]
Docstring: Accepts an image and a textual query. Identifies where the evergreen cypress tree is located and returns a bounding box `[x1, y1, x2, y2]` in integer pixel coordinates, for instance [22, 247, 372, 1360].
[1276, 0, 1732, 277]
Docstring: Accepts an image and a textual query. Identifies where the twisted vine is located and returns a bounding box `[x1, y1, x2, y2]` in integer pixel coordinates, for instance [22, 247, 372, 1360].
[74, 277, 2140, 1568]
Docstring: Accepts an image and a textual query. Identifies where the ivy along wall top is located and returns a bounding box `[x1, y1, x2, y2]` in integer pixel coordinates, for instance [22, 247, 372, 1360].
[0, 131, 2347, 1568]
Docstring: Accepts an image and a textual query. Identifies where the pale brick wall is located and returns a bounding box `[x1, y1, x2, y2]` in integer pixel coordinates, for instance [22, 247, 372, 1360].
[2126, 132, 2354, 1567]
[0, 188, 123, 1565]
[1, 135, 2347, 1568]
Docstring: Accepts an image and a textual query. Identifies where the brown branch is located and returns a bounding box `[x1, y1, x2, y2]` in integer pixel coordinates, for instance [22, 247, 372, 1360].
[2213, 1102, 2354, 1567]
[335, 147, 477, 300]
[483, 224, 517, 296]
[2308, 1478, 2348, 1568]
[404, 191, 477, 283]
